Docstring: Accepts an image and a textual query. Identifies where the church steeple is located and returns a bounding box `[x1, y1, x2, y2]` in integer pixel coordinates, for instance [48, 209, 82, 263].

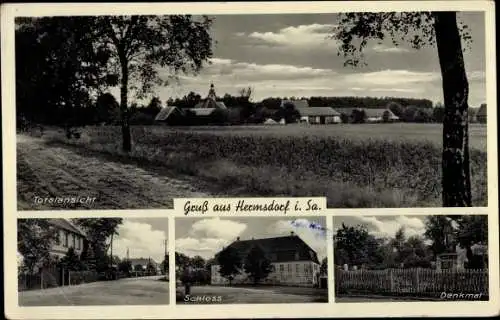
[207, 83, 216, 100]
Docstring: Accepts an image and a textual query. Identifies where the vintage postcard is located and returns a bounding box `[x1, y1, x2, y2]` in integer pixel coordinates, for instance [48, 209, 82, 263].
[2, 1, 499, 319]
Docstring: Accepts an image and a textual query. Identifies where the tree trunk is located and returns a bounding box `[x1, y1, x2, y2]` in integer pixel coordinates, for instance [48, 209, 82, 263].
[120, 58, 132, 152]
[433, 12, 472, 207]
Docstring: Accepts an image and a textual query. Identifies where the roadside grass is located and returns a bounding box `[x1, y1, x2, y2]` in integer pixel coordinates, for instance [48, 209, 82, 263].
[41, 125, 487, 208]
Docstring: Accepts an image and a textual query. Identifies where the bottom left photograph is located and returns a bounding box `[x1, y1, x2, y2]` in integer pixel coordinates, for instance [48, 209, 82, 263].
[17, 217, 170, 306]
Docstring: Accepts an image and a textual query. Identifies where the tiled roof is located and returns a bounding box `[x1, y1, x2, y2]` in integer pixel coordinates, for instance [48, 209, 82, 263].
[49, 219, 86, 237]
[194, 98, 227, 110]
[363, 108, 399, 119]
[215, 235, 320, 264]
[298, 107, 341, 117]
[154, 106, 184, 121]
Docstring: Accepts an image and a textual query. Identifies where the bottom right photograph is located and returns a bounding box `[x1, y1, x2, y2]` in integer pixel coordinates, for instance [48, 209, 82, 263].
[332, 215, 489, 302]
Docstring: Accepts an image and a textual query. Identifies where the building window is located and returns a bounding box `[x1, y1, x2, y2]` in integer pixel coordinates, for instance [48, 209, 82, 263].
[287, 264, 291, 272]
[280, 264, 284, 272]
[294, 252, 299, 261]
[77, 237, 81, 250]
[296, 264, 300, 273]
[64, 231, 69, 247]
[72, 234, 76, 248]
[55, 231, 61, 245]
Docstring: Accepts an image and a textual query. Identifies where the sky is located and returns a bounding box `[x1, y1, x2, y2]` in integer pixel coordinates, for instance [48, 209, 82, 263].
[175, 216, 327, 261]
[145, 12, 485, 106]
[332, 215, 430, 240]
[112, 218, 168, 264]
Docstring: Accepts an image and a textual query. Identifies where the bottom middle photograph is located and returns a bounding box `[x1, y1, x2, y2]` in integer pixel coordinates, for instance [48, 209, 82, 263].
[175, 216, 328, 304]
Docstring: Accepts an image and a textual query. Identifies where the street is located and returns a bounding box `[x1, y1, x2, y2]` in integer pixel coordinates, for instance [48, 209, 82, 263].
[17, 134, 209, 210]
[177, 285, 328, 304]
[18, 276, 169, 306]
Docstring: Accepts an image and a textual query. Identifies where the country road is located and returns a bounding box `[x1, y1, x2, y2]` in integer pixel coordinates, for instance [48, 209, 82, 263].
[18, 276, 169, 306]
[16, 134, 210, 210]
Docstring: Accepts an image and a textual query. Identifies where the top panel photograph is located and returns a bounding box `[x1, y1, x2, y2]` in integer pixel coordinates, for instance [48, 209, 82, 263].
[14, 11, 488, 210]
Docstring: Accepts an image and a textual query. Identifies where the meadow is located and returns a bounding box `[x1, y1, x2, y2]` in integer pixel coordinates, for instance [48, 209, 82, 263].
[44, 123, 488, 208]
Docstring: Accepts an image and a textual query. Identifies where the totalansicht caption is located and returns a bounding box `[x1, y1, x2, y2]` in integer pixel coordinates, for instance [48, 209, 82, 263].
[33, 195, 96, 206]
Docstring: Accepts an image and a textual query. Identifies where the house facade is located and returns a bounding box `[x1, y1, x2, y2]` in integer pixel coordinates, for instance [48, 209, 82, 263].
[48, 219, 87, 259]
[298, 107, 341, 124]
[128, 257, 161, 274]
[211, 233, 321, 287]
[363, 108, 400, 122]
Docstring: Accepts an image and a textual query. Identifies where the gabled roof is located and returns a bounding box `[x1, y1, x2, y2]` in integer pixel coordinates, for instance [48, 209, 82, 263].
[215, 235, 320, 264]
[194, 98, 227, 110]
[298, 107, 341, 117]
[363, 108, 399, 119]
[154, 106, 184, 121]
[49, 219, 86, 237]
[189, 108, 217, 116]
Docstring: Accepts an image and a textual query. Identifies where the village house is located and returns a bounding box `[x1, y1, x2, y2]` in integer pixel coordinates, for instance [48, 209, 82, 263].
[128, 257, 161, 274]
[211, 232, 321, 287]
[48, 219, 87, 260]
[154, 83, 227, 124]
[336, 107, 399, 123]
[297, 107, 342, 124]
[279, 99, 341, 124]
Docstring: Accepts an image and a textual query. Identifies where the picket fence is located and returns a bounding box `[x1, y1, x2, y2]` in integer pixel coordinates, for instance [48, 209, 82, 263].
[335, 268, 488, 297]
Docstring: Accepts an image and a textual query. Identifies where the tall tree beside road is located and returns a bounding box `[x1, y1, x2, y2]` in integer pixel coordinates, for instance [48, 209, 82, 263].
[333, 12, 474, 206]
[72, 218, 123, 271]
[93, 15, 214, 151]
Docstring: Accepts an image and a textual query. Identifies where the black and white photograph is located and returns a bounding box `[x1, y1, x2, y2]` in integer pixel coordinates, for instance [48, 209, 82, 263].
[14, 11, 487, 210]
[17, 217, 169, 306]
[174, 217, 328, 304]
[332, 215, 489, 302]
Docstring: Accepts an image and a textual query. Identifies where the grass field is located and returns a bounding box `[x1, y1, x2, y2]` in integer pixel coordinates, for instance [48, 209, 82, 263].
[155, 123, 487, 152]
[37, 123, 487, 208]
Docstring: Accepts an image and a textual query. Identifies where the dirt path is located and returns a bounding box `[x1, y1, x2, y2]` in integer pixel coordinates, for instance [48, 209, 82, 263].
[17, 134, 210, 210]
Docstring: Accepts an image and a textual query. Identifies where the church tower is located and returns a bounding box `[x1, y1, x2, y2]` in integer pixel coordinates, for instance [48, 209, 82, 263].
[207, 83, 217, 100]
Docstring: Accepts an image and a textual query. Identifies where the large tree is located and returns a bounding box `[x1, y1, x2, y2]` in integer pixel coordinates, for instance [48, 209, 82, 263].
[17, 219, 59, 275]
[217, 246, 242, 285]
[15, 17, 111, 128]
[333, 12, 474, 206]
[424, 215, 454, 256]
[93, 15, 214, 151]
[243, 245, 273, 285]
[72, 218, 123, 271]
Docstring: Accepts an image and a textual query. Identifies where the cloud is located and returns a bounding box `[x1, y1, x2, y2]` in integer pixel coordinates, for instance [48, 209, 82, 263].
[372, 44, 410, 53]
[189, 217, 247, 239]
[241, 24, 338, 49]
[112, 221, 167, 263]
[176, 218, 247, 259]
[355, 216, 427, 239]
[267, 219, 327, 260]
[201, 58, 334, 81]
[344, 69, 440, 86]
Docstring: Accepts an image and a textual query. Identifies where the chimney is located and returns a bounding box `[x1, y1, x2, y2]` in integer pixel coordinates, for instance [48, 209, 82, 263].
[290, 231, 295, 236]
[236, 237, 240, 241]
